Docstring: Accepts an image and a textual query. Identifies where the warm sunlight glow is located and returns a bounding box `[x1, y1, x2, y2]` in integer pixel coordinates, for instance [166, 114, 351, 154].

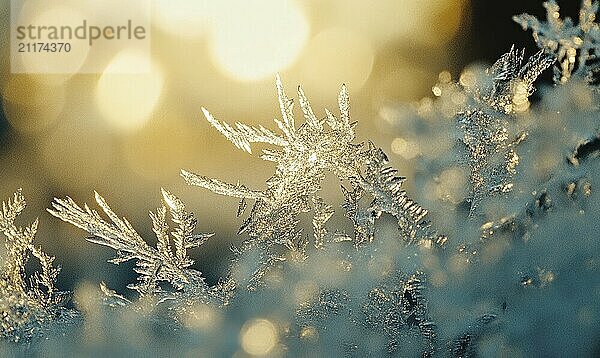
[96, 50, 163, 132]
[16, 6, 89, 77]
[153, 0, 220, 38]
[331, 0, 466, 46]
[209, 0, 309, 81]
[299, 27, 374, 94]
[240, 318, 279, 356]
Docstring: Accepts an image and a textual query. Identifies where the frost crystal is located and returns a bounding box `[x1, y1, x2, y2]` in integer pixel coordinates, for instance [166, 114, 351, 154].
[514, 0, 600, 84]
[297, 289, 350, 325]
[362, 272, 435, 354]
[291, 264, 437, 356]
[49, 189, 231, 304]
[0, 190, 68, 342]
[451, 314, 498, 357]
[0, 3, 598, 356]
[182, 76, 442, 286]
[457, 47, 553, 215]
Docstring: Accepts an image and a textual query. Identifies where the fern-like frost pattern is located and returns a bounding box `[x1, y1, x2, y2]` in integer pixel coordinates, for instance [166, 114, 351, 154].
[457, 46, 554, 214]
[514, 0, 599, 84]
[0, 190, 70, 342]
[49, 189, 232, 305]
[182, 76, 442, 286]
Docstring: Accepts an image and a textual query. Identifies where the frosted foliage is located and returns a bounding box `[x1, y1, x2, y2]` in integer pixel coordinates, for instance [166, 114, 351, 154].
[0, 190, 69, 342]
[514, 0, 600, 84]
[183, 76, 443, 286]
[49, 189, 232, 304]
[457, 47, 554, 215]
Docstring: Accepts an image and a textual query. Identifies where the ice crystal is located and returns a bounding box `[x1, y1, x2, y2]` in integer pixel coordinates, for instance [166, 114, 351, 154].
[361, 272, 435, 354]
[48, 189, 231, 305]
[293, 269, 436, 355]
[451, 314, 498, 357]
[0, 190, 68, 342]
[457, 47, 554, 215]
[182, 76, 442, 287]
[297, 289, 350, 325]
[2, 4, 598, 355]
[514, 0, 600, 84]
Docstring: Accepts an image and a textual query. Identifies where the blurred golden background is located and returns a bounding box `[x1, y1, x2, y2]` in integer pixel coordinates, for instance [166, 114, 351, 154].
[0, 0, 568, 291]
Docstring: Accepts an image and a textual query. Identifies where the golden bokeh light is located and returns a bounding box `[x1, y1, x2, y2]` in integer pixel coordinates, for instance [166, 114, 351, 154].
[372, 64, 435, 107]
[180, 303, 222, 332]
[240, 318, 279, 356]
[14, 5, 90, 78]
[299, 326, 319, 342]
[209, 0, 309, 81]
[293, 280, 318, 306]
[153, 0, 220, 38]
[96, 50, 163, 132]
[459, 68, 477, 88]
[391, 137, 420, 160]
[436, 167, 469, 203]
[322, 0, 467, 46]
[298, 27, 374, 95]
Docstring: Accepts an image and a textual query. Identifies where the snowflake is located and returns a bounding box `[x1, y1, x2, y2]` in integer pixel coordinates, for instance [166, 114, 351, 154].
[182, 76, 443, 287]
[456, 47, 554, 215]
[514, 0, 600, 84]
[49, 189, 232, 305]
[0, 190, 69, 342]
